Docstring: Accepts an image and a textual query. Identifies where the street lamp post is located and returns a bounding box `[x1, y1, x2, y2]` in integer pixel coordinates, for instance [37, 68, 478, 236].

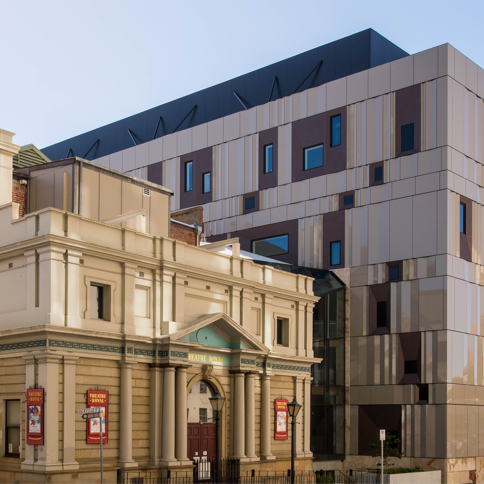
[209, 390, 225, 484]
[287, 396, 302, 484]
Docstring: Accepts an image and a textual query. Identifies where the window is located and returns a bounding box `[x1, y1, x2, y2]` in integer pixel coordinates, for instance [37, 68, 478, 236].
[6, 400, 20, 457]
[343, 194, 353, 206]
[264, 144, 273, 174]
[199, 382, 207, 394]
[245, 196, 255, 211]
[199, 408, 207, 423]
[404, 360, 418, 374]
[374, 166, 383, 182]
[388, 266, 399, 281]
[185, 161, 193, 192]
[202, 172, 211, 194]
[401, 123, 414, 152]
[276, 317, 289, 346]
[252, 234, 289, 257]
[377, 301, 387, 328]
[330, 115, 341, 147]
[418, 384, 429, 404]
[304, 144, 323, 170]
[330, 241, 341, 266]
[90, 284, 104, 320]
[460, 203, 466, 234]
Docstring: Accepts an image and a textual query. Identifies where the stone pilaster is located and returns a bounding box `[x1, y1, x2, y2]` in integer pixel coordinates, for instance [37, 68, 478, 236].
[63, 356, 79, 470]
[260, 374, 275, 460]
[160, 367, 178, 466]
[65, 250, 82, 329]
[21, 355, 36, 470]
[123, 263, 137, 335]
[175, 366, 189, 463]
[303, 378, 312, 457]
[232, 372, 246, 459]
[244, 373, 258, 460]
[295, 376, 304, 457]
[149, 364, 163, 466]
[119, 361, 137, 468]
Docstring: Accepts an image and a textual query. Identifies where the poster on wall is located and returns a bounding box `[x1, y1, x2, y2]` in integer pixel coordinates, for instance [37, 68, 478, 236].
[27, 388, 44, 445]
[274, 399, 288, 440]
[87, 390, 108, 444]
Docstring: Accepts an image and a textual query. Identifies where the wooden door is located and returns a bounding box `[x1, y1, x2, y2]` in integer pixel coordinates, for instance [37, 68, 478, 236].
[187, 423, 216, 460]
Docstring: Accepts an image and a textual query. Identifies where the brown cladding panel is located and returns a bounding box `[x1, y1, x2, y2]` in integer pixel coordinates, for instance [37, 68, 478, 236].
[259, 128, 278, 190]
[322, 211, 345, 270]
[325, 108, 347, 175]
[395, 85, 421, 157]
[207, 220, 299, 265]
[148, 161, 163, 186]
[180, 147, 213, 209]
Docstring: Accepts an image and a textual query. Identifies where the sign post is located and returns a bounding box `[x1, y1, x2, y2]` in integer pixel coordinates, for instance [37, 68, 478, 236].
[380, 429, 386, 484]
[78, 408, 103, 483]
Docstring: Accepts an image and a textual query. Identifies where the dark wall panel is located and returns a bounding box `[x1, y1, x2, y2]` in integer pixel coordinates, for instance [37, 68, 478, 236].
[179, 147, 213, 209]
[395, 84, 421, 157]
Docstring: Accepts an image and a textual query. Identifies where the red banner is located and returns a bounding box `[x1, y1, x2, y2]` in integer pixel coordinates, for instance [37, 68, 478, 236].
[27, 388, 44, 445]
[87, 390, 108, 444]
[274, 399, 288, 440]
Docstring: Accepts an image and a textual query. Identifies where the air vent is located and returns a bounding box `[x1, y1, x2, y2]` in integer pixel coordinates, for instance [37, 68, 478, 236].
[291, 304, 295, 308]
[255, 297, 258, 301]
[143, 187, 151, 196]
[225, 289, 229, 294]
[206, 285, 210, 290]
[139, 271, 144, 278]
[184, 281, 188, 286]
[79, 259, 84, 265]
[8, 263, 13, 269]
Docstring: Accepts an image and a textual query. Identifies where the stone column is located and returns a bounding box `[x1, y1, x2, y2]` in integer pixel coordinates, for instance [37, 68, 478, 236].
[63, 356, 79, 470]
[232, 372, 246, 459]
[295, 377, 304, 457]
[303, 378, 312, 457]
[119, 361, 137, 468]
[175, 366, 189, 463]
[260, 374, 274, 460]
[35, 353, 62, 471]
[149, 364, 163, 466]
[161, 367, 178, 466]
[21, 355, 36, 470]
[244, 373, 257, 460]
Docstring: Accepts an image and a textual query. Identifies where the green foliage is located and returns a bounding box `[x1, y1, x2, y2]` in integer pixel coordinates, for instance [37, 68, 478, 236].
[316, 475, 334, 484]
[370, 433, 404, 468]
[384, 467, 423, 474]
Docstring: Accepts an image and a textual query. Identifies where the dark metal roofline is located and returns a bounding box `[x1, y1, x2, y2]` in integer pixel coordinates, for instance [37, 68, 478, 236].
[41, 29, 408, 162]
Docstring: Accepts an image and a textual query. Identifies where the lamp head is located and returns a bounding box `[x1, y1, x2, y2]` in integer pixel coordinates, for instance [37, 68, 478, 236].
[287, 396, 302, 419]
[209, 390, 225, 412]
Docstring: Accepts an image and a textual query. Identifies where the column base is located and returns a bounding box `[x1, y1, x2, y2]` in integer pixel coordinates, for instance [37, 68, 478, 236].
[33, 462, 63, 471]
[160, 460, 181, 467]
[295, 452, 305, 458]
[261, 454, 276, 461]
[21, 461, 35, 470]
[247, 456, 260, 462]
[118, 460, 138, 469]
[304, 451, 313, 458]
[63, 462, 80, 470]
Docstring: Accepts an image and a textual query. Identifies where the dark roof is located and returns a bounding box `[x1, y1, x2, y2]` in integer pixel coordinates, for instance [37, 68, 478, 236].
[41, 29, 407, 162]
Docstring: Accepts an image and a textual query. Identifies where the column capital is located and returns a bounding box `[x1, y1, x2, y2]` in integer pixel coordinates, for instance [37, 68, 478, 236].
[63, 356, 79, 365]
[120, 360, 135, 370]
[36, 353, 63, 364]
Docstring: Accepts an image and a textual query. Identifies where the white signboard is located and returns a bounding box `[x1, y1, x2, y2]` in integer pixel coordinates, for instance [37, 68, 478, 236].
[78, 407, 102, 414]
[380, 429, 386, 441]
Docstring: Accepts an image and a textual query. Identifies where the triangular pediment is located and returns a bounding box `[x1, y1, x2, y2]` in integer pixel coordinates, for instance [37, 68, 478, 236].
[171, 313, 269, 353]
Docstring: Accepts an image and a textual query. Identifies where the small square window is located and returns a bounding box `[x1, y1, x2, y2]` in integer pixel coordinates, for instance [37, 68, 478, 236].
[404, 360, 418, 374]
[245, 196, 255, 211]
[6, 400, 20, 457]
[343, 194, 353, 206]
[460, 203, 466, 234]
[331, 115, 341, 147]
[264, 144, 273, 174]
[377, 301, 387, 328]
[374, 166, 383, 181]
[185, 161, 193, 192]
[202, 172, 211, 194]
[330, 241, 341, 266]
[401, 123, 414, 152]
[199, 408, 207, 423]
[418, 384, 429, 403]
[199, 382, 207, 394]
[304, 145, 323, 170]
[388, 266, 399, 281]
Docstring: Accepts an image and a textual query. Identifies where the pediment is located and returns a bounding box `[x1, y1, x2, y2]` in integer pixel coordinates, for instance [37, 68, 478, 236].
[172, 313, 269, 353]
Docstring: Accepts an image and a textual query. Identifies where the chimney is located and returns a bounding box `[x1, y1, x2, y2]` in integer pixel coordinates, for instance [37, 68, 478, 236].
[0, 129, 20, 206]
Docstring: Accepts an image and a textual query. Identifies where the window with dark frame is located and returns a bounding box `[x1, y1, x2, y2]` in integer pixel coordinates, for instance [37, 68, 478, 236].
[376, 301, 387, 328]
[304, 144, 324, 170]
[199, 408, 207, 423]
[388, 266, 399, 281]
[202, 172, 211, 194]
[374, 166, 383, 182]
[264, 144, 273, 174]
[401, 123, 414, 152]
[245, 196, 255, 211]
[330, 241, 341, 266]
[6, 400, 20, 458]
[199, 382, 207, 394]
[185, 161, 193, 192]
[276, 318, 283, 345]
[404, 360, 418, 374]
[418, 384, 429, 403]
[460, 202, 466, 234]
[343, 194, 353, 206]
[251, 234, 289, 257]
[330, 114, 341, 147]
[90, 284, 104, 320]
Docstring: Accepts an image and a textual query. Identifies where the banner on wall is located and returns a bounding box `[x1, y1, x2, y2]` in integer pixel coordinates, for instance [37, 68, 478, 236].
[274, 399, 288, 440]
[27, 388, 44, 445]
[87, 390, 108, 444]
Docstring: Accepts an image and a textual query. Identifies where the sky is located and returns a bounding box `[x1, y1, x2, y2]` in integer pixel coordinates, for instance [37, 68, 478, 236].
[1, 0, 484, 149]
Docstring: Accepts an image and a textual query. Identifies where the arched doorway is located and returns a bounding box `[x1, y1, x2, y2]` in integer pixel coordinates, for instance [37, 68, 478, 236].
[187, 380, 216, 460]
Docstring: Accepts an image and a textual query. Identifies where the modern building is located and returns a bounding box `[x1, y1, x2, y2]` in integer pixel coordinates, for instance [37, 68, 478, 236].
[0, 129, 320, 483]
[37, 28, 484, 484]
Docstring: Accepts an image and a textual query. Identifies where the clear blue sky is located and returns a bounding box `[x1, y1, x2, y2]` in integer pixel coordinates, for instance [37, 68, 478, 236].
[1, 0, 484, 148]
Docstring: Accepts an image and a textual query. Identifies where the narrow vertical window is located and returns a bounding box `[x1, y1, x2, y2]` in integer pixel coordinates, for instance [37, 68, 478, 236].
[199, 408, 207, 423]
[331, 114, 341, 147]
[388, 266, 399, 281]
[202, 172, 211, 194]
[377, 301, 387, 328]
[330, 241, 341, 266]
[90, 284, 104, 320]
[401, 123, 414, 152]
[374, 166, 383, 181]
[185, 161, 193, 192]
[460, 203, 466, 234]
[6, 400, 20, 457]
[276, 318, 283, 345]
[264, 144, 273, 174]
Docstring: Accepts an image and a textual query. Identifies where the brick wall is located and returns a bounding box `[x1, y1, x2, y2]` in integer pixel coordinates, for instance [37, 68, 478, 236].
[171, 206, 203, 227]
[170, 222, 198, 246]
[12, 178, 27, 217]
[170, 206, 203, 246]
